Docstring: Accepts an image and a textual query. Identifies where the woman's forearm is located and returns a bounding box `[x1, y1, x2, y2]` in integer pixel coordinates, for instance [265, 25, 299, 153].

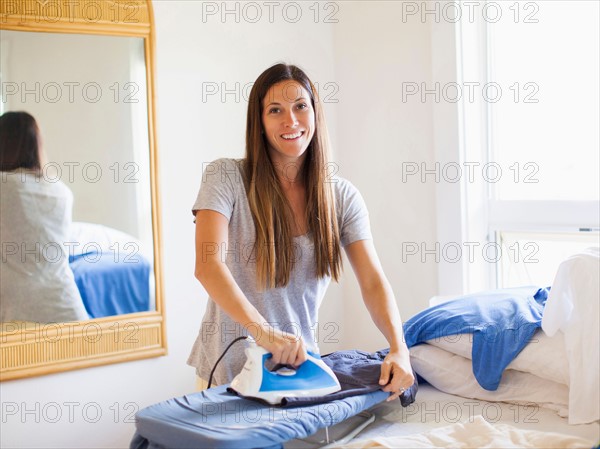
[361, 277, 409, 354]
[195, 260, 308, 365]
[195, 262, 266, 337]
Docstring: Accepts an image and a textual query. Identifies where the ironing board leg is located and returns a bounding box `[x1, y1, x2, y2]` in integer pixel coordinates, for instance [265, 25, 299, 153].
[318, 411, 375, 448]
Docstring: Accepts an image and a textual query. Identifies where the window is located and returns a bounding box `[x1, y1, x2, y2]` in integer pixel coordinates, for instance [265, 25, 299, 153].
[489, 2, 599, 202]
[498, 230, 599, 287]
[459, 1, 599, 290]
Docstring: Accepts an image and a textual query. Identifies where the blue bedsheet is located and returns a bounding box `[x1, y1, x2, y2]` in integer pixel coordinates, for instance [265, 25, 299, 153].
[130, 385, 389, 449]
[69, 252, 151, 318]
[403, 286, 549, 391]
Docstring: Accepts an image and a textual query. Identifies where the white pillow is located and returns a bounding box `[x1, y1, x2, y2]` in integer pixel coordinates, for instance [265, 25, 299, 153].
[69, 221, 152, 262]
[410, 344, 569, 417]
[426, 329, 569, 386]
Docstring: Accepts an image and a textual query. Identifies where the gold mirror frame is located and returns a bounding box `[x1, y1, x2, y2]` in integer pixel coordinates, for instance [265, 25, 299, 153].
[0, 0, 166, 380]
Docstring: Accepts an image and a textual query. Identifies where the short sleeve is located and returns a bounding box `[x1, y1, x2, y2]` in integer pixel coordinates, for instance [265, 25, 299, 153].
[192, 158, 239, 222]
[337, 179, 372, 247]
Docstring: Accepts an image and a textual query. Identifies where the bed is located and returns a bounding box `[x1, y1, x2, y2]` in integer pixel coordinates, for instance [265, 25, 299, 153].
[131, 249, 599, 448]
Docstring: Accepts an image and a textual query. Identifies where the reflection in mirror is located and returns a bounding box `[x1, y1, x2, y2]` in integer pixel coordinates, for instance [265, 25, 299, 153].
[0, 30, 155, 323]
[0, 0, 165, 382]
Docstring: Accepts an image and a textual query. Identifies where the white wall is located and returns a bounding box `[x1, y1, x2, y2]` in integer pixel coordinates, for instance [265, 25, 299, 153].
[331, 3, 438, 352]
[3, 32, 149, 240]
[0, 2, 440, 447]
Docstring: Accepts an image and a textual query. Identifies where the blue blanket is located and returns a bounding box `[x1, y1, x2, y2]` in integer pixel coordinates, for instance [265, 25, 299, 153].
[69, 252, 151, 318]
[130, 385, 389, 449]
[403, 286, 549, 391]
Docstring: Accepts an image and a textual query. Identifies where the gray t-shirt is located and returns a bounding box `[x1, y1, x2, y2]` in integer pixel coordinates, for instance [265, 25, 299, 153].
[187, 158, 372, 385]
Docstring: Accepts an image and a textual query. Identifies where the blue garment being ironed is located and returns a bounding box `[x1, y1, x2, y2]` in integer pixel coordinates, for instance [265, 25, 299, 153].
[403, 286, 550, 391]
[227, 349, 418, 407]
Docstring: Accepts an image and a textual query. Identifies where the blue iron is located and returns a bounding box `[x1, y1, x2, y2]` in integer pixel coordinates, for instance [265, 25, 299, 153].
[229, 337, 341, 405]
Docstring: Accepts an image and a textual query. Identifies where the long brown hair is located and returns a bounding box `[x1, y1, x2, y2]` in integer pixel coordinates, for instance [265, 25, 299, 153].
[0, 111, 42, 172]
[244, 63, 342, 289]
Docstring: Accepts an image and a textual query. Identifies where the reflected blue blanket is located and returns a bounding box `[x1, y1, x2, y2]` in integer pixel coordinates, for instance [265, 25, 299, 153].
[403, 286, 549, 391]
[69, 252, 150, 318]
[130, 385, 388, 449]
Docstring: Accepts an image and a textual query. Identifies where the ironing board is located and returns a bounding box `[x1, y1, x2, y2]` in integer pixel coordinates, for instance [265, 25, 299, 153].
[130, 384, 389, 449]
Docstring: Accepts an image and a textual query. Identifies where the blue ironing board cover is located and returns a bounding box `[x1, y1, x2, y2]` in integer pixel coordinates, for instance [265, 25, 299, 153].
[130, 385, 389, 449]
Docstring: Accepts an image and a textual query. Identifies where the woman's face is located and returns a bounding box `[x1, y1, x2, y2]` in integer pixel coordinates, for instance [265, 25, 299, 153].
[261, 80, 315, 164]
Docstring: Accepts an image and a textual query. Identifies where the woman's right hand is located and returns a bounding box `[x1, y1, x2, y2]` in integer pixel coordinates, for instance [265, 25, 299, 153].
[252, 324, 308, 367]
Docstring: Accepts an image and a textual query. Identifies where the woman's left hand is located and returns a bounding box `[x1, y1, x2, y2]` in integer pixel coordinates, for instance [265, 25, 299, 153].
[379, 349, 414, 402]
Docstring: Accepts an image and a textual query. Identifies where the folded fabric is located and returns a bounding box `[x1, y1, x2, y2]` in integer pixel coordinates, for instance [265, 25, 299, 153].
[227, 349, 418, 407]
[292, 349, 417, 407]
[403, 287, 549, 391]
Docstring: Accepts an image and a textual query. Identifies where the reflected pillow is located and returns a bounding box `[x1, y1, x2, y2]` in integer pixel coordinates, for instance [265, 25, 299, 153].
[69, 221, 151, 262]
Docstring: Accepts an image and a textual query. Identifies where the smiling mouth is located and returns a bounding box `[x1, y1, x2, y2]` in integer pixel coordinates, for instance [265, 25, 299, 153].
[281, 131, 304, 141]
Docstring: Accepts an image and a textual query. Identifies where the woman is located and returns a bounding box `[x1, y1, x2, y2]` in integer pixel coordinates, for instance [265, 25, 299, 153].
[188, 64, 413, 401]
[0, 111, 88, 323]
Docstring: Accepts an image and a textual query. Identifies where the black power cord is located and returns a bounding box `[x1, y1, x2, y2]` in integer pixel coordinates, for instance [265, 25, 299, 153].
[207, 336, 248, 389]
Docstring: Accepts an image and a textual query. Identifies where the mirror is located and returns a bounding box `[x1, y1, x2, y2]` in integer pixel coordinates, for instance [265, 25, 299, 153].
[0, 0, 166, 380]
